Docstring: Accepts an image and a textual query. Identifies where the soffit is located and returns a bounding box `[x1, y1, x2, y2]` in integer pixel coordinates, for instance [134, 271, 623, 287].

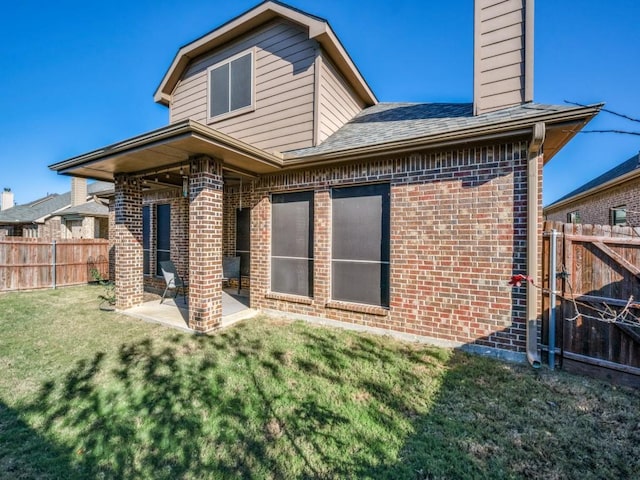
[49, 120, 283, 185]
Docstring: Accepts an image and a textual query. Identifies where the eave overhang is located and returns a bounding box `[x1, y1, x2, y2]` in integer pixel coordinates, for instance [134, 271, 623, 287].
[49, 104, 601, 185]
[281, 103, 603, 169]
[544, 167, 640, 212]
[153, 0, 377, 107]
[48, 119, 284, 182]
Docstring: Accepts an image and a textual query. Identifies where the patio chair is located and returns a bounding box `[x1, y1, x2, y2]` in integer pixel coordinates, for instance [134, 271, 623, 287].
[159, 260, 188, 305]
[222, 256, 241, 294]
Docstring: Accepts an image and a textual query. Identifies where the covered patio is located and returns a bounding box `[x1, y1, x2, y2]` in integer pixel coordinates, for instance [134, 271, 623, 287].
[50, 119, 284, 332]
[123, 288, 256, 333]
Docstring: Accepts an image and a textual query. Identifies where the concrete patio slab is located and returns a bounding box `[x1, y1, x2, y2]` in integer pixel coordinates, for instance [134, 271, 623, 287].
[123, 289, 256, 333]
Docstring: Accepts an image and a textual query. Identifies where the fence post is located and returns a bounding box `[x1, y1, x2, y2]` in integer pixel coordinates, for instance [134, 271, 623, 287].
[549, 229, 558, 370]
[52, 240, 57, 289]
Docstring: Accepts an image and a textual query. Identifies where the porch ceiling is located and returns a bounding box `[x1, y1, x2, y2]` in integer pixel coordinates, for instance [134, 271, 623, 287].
[48, 119, 284, 184]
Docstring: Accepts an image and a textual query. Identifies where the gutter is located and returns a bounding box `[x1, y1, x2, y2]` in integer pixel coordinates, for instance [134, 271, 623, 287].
[282, 104, 602, 167]
[526, 122, 545, 368]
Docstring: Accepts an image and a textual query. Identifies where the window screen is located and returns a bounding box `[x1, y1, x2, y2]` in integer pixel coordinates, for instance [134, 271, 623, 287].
[332, 184, 390, 307]
[236, 208, 250, 277]
[611, 206, 626, 226]
[142, 205, 150, 275]
[209, 51, 252, 118]
[271, 191, 313, 297]
[156, 204, 170, 276]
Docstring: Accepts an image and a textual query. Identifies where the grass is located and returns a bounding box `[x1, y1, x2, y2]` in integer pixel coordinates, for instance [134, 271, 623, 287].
[0, 286, 638, 479]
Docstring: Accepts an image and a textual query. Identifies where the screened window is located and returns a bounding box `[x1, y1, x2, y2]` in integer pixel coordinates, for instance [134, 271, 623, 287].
[332, 184, 390, 307]
[236, 208, 250, 278]
[142, 205, 150, 275]
[208, 50, 253, 119]
[611, 206, 626, 226]
[156, 204, 170, 276]
[271, 191, 314, 297]
[567, 210, 581, 224]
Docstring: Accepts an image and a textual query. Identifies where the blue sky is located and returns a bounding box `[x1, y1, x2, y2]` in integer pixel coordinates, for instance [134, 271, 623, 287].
[0, 0, 638, 206]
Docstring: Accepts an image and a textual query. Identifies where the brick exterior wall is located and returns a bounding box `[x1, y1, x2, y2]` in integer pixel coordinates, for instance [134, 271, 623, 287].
[141, 188, 190, 292]
[545, 176, 640, 227]
[244, 140, 535, 353]
[108, 203, 115, 281]
[106, 140, 540, 354]
[188, 156, 223, 332]
[114, 174, 143, 310]
[223, 183, 252, 290]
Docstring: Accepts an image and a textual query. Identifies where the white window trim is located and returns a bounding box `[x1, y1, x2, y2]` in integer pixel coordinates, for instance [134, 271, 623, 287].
[206, 48, 255, 123]
[610, 205, 627, 226]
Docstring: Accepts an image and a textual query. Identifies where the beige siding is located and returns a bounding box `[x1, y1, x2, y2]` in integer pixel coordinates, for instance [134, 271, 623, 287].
[170, 19, 317, 153]
[474, 0, 530, 115]
[317, 52, 365, 144]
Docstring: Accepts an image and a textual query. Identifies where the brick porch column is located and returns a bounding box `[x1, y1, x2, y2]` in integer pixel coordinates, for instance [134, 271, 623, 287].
[189, 156, 223, 332]
[114, 174, 143, 310]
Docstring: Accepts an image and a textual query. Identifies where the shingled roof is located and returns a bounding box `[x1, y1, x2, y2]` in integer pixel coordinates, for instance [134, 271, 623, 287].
[0, 181, 113, 224]
[546, 152, 640, 207]
[285, 102, 582, 158]
[54, 200, 109, 218]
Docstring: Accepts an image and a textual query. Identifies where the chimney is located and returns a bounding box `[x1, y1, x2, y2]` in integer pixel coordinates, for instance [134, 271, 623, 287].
[1, 188, 14, 211]
[473, 0, 534, 116]
[71, 177, 88, 207]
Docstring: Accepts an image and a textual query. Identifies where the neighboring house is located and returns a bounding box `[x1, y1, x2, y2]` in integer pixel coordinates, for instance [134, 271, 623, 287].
[0, 178, 113, 240]
[545, 152, 640, 227]
[49, 0, 600, 365]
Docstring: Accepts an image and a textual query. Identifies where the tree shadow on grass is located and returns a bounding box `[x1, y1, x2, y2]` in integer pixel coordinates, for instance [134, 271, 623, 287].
[5, 320, 451, 478]
[9, 319, 637, 479]
[0, 399, 82, 479]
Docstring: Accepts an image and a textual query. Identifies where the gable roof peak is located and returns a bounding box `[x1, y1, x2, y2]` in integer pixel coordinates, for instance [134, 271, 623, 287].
[154, 1, 376, 108]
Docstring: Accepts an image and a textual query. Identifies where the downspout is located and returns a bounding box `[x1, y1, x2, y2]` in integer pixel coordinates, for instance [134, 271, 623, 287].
[526, 122, 545, 368]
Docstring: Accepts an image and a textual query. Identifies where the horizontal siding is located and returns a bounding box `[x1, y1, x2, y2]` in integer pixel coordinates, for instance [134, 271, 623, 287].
[170, 19, 317, 153]
[480, 0, 523, 21]
[475, 0, 526, 114]
[479, 63, 523, 85]
[318, 52, 364, 144]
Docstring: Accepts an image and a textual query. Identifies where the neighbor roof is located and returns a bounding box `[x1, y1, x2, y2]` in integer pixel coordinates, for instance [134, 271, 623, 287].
[54, 200, 109, 218]
[546, 152, 640, 209]
[0, 181, 113, 224]
[284, 102, 603, 163]
[154, 0, 376, 107]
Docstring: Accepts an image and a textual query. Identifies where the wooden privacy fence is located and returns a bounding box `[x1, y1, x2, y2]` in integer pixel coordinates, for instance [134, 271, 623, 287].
[0, 238, 109, 292]
[542, 221, 640, 386]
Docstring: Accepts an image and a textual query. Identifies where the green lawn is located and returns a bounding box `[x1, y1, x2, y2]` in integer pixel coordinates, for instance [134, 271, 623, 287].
[0, 286, 638, 479]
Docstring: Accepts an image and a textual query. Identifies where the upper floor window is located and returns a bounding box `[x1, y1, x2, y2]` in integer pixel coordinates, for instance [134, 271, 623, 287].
[208, 50, 254, 121]
[567, 210, 581, 224]
[611, 205, 626, 226]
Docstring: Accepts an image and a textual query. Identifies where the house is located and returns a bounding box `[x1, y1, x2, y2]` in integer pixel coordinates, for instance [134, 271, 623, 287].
[545, 152, 640, 227]
[49, 0, 600, 365]
[0, 178, 113, 240]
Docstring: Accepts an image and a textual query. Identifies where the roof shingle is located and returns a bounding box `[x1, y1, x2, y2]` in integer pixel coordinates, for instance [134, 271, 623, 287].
[285, 102, 581, 158]
[0, 181, 113, 224]
[547, 153, 640, 207]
